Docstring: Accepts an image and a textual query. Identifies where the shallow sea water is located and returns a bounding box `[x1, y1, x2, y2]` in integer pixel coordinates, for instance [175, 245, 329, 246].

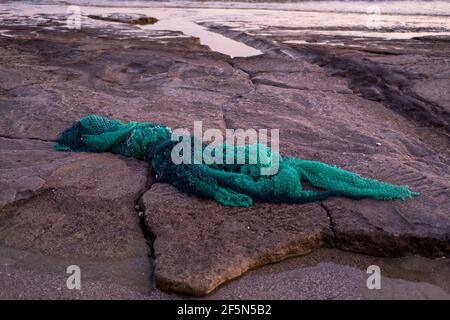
[1, 1, 450, 56]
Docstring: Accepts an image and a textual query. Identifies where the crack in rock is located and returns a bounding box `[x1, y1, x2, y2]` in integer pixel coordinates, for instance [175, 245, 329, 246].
[0, 135, 55, 143]
[320, 202, 337, 247]
[140, 183, 333, 296]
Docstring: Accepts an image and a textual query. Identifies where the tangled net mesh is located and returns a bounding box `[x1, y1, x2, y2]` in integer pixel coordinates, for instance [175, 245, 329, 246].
[55, 115, 419, 207]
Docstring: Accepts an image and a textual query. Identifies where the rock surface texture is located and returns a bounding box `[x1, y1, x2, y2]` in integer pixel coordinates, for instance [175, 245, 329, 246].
[0, 19, 449, 297]
[141, 184, 333, 296]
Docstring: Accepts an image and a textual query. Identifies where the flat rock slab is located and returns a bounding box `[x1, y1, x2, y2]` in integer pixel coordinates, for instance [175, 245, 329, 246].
[323, 157, 450, 257]
[88, 14, 158, 25]
[0, 137, 149, 259]
[141, 183, 333, 296]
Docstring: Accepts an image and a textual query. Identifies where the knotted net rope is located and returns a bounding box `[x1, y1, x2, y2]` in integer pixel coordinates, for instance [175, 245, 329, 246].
[55, 115, 419, 207]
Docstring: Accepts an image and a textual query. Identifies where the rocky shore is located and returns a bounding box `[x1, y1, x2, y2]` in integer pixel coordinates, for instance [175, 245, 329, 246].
[0, 6, 449, 299]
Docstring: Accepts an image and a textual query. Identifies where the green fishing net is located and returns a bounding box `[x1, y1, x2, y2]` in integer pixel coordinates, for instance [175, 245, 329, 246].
[55, 114, 419, 207]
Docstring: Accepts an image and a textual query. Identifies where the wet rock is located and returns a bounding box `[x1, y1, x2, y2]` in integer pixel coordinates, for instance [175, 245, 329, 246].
[217, 66, 450, 260]
[123, 63, 147, 74]
[413, 79, 450, 113]
[412, 35, 450, 42]
[286, 44, 450, 131]
[232, 55, 352, 94]
[0, 138, 150, 259]
[141, 183, 332, 296]
[0, 35, 250, 140]
[88, 14, 158, 25]
[323, 158, 450, 258]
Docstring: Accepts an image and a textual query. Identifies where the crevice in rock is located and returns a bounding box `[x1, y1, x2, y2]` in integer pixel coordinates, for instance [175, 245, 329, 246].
[134, 172, 156, 259]
[221, 60, 258, 130]
[205, 23, 294, 59]
[356, 49, 402, 56]
[0, 134, 55, 143]
[137, 206, 156, 259]
[250, 77, 352, 94]
[220, 105, 233, 130]
[226, 59, 257, 87]
[228, 57, 352, 94]
[320, 201, 337, 247]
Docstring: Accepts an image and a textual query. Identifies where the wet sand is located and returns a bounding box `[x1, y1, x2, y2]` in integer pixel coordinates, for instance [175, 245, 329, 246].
[1, 246, 449, 299]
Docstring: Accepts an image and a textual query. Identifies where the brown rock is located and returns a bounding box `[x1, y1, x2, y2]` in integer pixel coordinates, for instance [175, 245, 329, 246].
[141, 183, 332, 296]
[0, 137, 150, 259]
[322, 158, 450, 257]
[88, 14, 158, 25]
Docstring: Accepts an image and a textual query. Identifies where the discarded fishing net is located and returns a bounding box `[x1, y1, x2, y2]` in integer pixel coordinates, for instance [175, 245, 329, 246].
[55, 115, 419, 207]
